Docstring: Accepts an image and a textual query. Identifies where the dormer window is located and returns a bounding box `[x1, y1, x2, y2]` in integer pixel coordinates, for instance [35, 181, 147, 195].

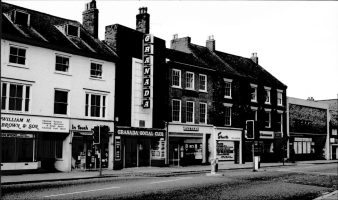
[12, 10, 30, 26]
[66, 24, 80, 37]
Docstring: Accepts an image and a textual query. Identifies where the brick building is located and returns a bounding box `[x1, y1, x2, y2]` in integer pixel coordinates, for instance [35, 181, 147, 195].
[287, 97, 330, 161]
[169, 35, 287, 163]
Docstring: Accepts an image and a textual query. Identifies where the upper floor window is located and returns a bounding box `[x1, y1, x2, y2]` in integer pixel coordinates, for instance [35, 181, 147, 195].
[90, 63, 102, 78]
[265, 87, 271, 104]
[172, 99, 181, 122]
[54, 90, 68, 115]
[224, 106, 231, 126]
[85, 93, 106, 118]
[186, 101, 194, 123]
[55, 55, 69, 72]
[264, 109, 271, 128]
[250, 84, 257, 102]
[250, 107, 258, 121]
[224, 78, 232, 98]
[1, 82, 30, 112]
[277, 90, 283, 106]
[199, 74, 207, 92]
[172, 69, 181, 88]
[66, 24, 80, 37]
[186, 72, 194, 90]
[199, 102, 207, 124]
[9, 46, 26, 65]
[277, 112, 283, 132]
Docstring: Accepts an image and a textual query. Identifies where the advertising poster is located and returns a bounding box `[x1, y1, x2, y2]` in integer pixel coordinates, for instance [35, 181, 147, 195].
[216, 141, 234, 161]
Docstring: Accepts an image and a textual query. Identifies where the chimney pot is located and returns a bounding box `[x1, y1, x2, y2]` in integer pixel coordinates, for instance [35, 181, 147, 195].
[136, 7, 150, 33]
[173, 34, 178, 39]
[82, 0, 99, 38]
[206, 35, 215, 51]
[251, 52, 258, 64]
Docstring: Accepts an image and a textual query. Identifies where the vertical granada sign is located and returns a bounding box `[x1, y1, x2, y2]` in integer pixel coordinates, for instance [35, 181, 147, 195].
[143, 34, 154, 108]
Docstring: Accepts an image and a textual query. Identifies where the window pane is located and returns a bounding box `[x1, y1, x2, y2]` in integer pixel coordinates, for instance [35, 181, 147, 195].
[1, 83, 7, 110]
[225, 107, 231, 125]
[10, 47, 17, 55]
[200, 103, 206, 123]
[186, 102, 194, 123]
[54, 90, 68, 115]
[172, 100, 180, 121]
[18, 48, 26, 57]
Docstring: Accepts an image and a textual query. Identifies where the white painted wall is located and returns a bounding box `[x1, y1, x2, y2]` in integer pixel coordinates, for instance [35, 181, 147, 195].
[1, 39, 116, 171]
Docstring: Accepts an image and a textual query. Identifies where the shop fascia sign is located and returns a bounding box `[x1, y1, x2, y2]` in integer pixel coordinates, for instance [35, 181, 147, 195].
[1, 114, 69, 132]
[117, 127, 164, 137]
[142, 34, 154, 109]
[259, 131, 274, 139]
[217, 131, 241, 140]
[70, 120, 113, 134]
[183, 126, 199, 132]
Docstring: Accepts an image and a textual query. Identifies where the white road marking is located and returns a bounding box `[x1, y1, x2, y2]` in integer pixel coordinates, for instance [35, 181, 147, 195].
[149, 177, 192, 184]
[43, 186, 120, 198]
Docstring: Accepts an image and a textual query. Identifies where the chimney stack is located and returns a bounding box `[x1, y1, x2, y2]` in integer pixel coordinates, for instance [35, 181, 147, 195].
[206, 35, 215, 51]
[170, 34, 191, 53]
[251, 52, 258, 64]
[136, 7, 150, 34]
[82, 0, 99, 38]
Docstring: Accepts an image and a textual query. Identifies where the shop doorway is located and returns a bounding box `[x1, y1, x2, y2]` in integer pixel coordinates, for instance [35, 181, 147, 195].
[124, 137, 151, 168]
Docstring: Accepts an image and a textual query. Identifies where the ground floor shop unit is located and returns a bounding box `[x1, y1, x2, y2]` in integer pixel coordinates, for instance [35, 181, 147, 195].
[113, 127, 166, 169]
[289, 133, 328, 161]
[1, 114, 70, 172]
[214, 127, 243, 164]
[168, 123, 213, 166]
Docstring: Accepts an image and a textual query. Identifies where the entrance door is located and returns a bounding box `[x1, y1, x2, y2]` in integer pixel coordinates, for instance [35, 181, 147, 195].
[124, 138, 137, 167]
[138, 139, 150, 167]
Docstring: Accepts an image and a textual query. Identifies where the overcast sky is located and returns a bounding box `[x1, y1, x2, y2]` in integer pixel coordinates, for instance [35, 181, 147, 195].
[4, 0, 338, 100]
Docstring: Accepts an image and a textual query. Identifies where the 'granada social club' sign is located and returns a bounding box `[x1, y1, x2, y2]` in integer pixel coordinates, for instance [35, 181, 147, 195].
[143, 34, 154, 109]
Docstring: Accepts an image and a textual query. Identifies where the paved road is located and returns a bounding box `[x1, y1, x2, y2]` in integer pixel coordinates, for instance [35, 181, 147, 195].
[2, 163, 337, 200]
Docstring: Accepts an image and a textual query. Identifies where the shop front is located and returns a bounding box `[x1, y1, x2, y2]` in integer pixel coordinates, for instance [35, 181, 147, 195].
[113, 127, 166, 169]
[289, 134, 327, 161]
[70, 119, 114, 170]
[1, 114, 70, 171]
[214, 127, 242, 164]
[168, 124, 213, 166]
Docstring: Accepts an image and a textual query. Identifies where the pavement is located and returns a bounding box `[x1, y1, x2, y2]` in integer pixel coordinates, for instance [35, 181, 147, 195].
[1, 160, 337, 199]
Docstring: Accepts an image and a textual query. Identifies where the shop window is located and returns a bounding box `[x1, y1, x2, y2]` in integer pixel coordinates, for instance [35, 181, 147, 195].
[1, 82, 30, 112]
[55, 55, 69, 72]
[55, 140, 63, 159]
[199, 102, 207, 124]
[9, 46, 26, 65]
[199, 74, 207, 92]
[85, 93, 106, 118]
[54, 90, 68, 115]
[172, 69, 181, 88]
[186, 72, 194, 90]
[1, 133, 34, 162]
[90, 62, 102, 78]
[225, 106, 231, 126]
[186, 101, 194, 123]
[294, 138, 313, 154]
[172, 99, 181, 122]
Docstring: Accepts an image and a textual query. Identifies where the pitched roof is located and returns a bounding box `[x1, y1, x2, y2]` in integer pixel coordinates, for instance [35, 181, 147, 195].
[171, 37, 287, 88]
[1, 2, 117, 62]
[166, 48, 210, 70]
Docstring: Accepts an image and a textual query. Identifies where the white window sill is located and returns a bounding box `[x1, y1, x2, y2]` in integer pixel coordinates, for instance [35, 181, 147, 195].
[251, 100, 257, 103]
[2, 110, 29, 114]
[199, 90, 207, 93]
[7, 63, 29, 69]
[55, 71, 72, 76]
[185, 88, 195, 91]
[90, 77, 105, 81]
[265, 102, 271, 105]
[224, 95, 232, 99]
[53, 113, 68, 117]
[172, 86, 182, 89]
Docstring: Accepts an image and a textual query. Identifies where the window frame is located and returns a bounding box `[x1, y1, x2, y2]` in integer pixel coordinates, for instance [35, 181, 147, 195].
[55, 54, 70, 73]
[172, 99, 181, 122]
[90, 62, 103, 79]
[186, 101, 195, 123]
[250, 84, 257, 102]
[224, 106, 232, 126]
[185, 72, 195, 90]
[85, 93, 107, 118]
[264, 109, 271, 128]
[172, 69, 181, 88]
[264, 87, 271, 104]
[9, 45, 27, 66]
[66, 24, 80, 37]
[54, 89, 69, 115]
[199, 74, 207, 92]
[277, 90, 283, 106]
[199, 102, 207, 124]
[1, 82, 31, 112]
[224, 78, 233, 99]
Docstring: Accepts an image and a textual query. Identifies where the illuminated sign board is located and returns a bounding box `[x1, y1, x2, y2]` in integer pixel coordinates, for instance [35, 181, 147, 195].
[142, 34, 154, 109]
